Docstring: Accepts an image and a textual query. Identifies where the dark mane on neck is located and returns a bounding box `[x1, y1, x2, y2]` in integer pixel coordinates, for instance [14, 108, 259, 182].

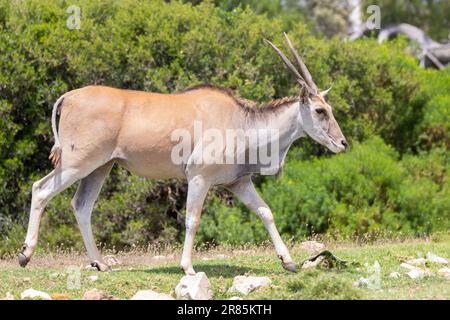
[181, 84, 298, 115]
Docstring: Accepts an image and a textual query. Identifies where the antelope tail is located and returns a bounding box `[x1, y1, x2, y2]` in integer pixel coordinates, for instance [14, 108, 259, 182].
[49, 95, 65, 167]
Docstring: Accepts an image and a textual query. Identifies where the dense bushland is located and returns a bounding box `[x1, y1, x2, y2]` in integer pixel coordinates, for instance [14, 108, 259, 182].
[0, 0, 448, 255]
[200, 138, 449, 244]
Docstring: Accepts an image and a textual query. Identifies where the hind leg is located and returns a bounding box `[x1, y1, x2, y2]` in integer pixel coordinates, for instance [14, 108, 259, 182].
[71, 161, 113, 271]
[18, 167, 83, 267]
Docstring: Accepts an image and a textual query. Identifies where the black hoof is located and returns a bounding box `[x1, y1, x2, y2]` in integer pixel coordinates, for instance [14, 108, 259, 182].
[18, 253, 30, 268]
[282, 261, 298, 273]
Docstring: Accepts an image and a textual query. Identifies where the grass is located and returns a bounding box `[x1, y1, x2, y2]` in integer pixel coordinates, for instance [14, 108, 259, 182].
[0, 236, 449, 300]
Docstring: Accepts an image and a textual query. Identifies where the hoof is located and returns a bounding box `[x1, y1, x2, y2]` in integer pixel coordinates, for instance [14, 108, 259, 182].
[18, 253, 30, 268]
[282, 261, 297, 273]
[181, 266, 196, 276]
[91, 261, 111, 272]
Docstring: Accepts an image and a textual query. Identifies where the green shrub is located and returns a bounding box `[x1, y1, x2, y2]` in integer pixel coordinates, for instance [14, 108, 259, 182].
[415, 70, 450, 149]
[197, 137, 449, 244]
[394, 148, 450, 233]
[199, 197, 268, 245]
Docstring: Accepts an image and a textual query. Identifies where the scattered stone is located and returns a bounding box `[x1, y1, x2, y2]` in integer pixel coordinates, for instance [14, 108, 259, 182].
[352, 277, 370, 287]
[21, 289, 52, 300]
[426, 252, 448, 265]
[300, 241, 326, 255]
[88, 275, 98, 282]
[389, 272, 401, 279]
[406, 269, 423, 279]
[438, 267, 450, 280]
[229, 296, 243, 300]
[82, 288, 113, 300]
[406, 258, 427, 267]
[51, 293, 70, 300]
[104, 255, 121, 266]
[406, 268, 432, 280]
[175, 272, 213, 300]
[131, 290, 174, 300]
[400, 260, 433, 279]
[400, 263, 417, 271]
[3, 292, 14, 300]
[228, 276, 272, 295]
[301, 250, 350, 270]
[49, 272, 60, 280]
[302, 255, 325, 269]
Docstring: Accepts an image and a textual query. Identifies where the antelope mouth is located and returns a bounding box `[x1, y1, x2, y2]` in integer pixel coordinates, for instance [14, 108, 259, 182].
[327, 134, 346, 153]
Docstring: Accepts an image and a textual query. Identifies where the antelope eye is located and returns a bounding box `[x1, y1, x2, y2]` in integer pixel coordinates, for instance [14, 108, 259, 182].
[316, 108, 326, 115]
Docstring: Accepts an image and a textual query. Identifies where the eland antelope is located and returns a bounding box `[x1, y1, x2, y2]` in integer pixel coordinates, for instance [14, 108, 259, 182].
[18, 33, 347, 275]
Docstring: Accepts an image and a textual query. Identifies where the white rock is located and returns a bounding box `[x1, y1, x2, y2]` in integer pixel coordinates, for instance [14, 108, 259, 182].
[104, 255, 121, 266]
[406, 269, 423, 279]
[352, 277, 370, 287]
[438, 267, 450, 280]
[175, 272, 213, 300]
[21, 289, 52, 300]
[131, 290, 174, 300]
[300, 241, 326, 254]
[228, 276, 272, 295]
[302, 255, 325, 269]
[82, 288, 111, 300]
[229, 296, 243, 300]
[389, 272, 401, 279]
[3, 292, 14, 300]
[406, 268, 432, 280]
[426, 252, 448, 264]
[400, 263, 417, 271]
[49, 272, 59, 279]
[88, 275, 98, 282]
[406, 258, 427, 267]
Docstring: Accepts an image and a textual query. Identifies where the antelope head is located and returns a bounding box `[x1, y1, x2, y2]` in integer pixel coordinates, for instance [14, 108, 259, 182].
[265, 33, 348, 153]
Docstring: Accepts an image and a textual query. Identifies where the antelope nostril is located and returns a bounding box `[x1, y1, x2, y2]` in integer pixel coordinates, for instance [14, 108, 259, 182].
[341, 140, 348, 148]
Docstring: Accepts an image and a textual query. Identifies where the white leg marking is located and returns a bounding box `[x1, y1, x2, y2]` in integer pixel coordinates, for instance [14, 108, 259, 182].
[71, 162, 113, 266]
[180, 175, 210, 275]
[23, 168, 82, 259]
[230, 176, 293, 264]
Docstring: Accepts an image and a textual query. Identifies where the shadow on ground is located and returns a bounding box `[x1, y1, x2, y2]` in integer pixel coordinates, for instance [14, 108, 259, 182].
[128, 264, 267, 278]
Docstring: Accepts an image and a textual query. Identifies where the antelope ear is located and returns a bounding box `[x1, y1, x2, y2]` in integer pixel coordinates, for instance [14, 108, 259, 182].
[320, 86, 332, 97]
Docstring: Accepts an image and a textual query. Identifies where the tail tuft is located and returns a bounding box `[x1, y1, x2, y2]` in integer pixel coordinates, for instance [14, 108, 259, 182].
[49, 144, 62, 167]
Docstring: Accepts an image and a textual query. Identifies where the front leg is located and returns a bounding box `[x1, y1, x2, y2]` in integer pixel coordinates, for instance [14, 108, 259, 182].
[180, 175, 210, 275]
[229, 176, 297, 272]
